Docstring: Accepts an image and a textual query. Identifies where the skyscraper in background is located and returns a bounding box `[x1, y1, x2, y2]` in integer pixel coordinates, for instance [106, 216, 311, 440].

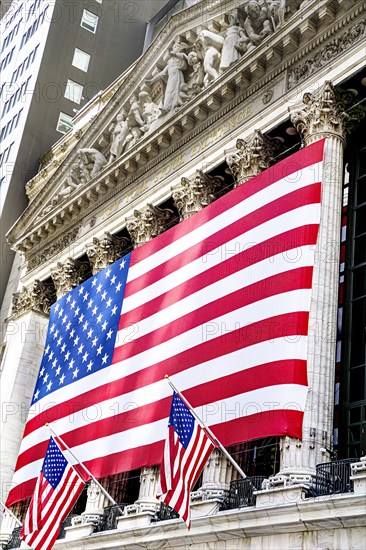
[0, 0, 173, 324]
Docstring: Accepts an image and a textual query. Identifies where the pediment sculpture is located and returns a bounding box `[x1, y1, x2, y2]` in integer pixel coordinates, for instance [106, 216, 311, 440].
[37, 0, 302, 220]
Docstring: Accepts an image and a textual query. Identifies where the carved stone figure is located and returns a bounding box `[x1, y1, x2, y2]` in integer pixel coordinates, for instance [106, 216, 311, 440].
[146, 38, 188, 112]
[172, 170, 226, 220]
[179, 51, 204, 101]
[39, 162, 85, 218]
[77, 148, 107, 180]
[267, 0, 287, 29]
[109, 114, 130, 162]
[126, 204, 176, 247]
[220, 12, 248, 73]
[244, 0, 273, 48]
[196, 30, 224, 87]
[138, 91, 161, 132]
[127, 93, 145, 129]
[125, 126, 143, 151]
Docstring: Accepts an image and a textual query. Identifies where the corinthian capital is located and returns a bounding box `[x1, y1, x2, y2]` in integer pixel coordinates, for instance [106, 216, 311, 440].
[51, 258, 89, 298]
[86, 232, 130, 274]
[126, 204, 176, 247]
[290, 81, 365, 144]
[11, 280, 56, 318]
[226, 129, 279, 186]
[172, 170, 226, 220]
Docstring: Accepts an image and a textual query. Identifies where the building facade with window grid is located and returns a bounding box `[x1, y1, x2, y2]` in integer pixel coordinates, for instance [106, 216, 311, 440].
[0, 0, 172, 336]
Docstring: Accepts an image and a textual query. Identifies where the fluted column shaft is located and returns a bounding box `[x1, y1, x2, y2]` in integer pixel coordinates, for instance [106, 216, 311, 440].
[0, 310, 49, 504]
[279, 82, 364, 478]
[200, 449, 234, 496]
[137, 466, 160, 508]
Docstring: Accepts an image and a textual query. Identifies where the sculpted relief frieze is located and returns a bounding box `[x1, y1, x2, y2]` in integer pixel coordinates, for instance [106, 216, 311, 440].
[288, 17, 366, 89]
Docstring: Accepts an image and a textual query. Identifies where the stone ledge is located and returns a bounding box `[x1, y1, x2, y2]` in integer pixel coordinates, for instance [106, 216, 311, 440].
[54, 492, 366, 549]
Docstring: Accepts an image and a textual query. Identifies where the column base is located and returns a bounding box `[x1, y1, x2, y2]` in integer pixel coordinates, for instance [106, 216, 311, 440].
[255, 484, 308, 508]
[254, 484, 308, 508]
[190, 497, 222, 519]
[269, 469, 315, 485]
[117, 510, 156, 530]
[64, 521, 96, 540]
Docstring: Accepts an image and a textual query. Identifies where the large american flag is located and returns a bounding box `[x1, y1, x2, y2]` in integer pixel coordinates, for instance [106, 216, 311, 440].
[20, 437, 85, 550]
[157, 392, 215, 528]
[7, 140, 324, 506]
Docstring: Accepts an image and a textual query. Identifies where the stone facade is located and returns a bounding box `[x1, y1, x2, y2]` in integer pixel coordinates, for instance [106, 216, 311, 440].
[1, 0, 366, 547]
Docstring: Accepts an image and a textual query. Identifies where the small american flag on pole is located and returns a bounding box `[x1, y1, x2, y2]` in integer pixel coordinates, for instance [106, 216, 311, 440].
[20, 437, 85, 550]
[157, 392, 215, 528]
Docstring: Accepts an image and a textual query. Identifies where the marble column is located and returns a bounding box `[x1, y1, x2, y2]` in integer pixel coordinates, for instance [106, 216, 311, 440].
[172, 170, 227, 220]
[51, 257, 89, 299]
[200, 449, 234, 496]
[172, 170, 231, 503]
[275, 81, 364, 481]
[86, 232, 130, 274]
[226, 129, 279, 186]
[136, 466, 160, 510]
[125, 205, 178, 513]
[126, 203, 176, 248]
[0, 281, 55, 505]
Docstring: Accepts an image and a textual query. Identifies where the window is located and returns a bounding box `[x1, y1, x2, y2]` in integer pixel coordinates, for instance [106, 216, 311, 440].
[0, 142, 14, 168]
[64, 79, 83, 104]
[72, 48, 90, 72]
[80, 9, 98, 33]
[57, 112, 73, 134]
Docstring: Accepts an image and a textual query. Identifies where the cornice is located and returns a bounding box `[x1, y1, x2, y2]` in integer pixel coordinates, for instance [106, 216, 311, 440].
[8, 0, 366, 264]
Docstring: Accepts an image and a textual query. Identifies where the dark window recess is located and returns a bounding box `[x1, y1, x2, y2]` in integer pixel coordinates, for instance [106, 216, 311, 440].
[355, 205, 366, 236]
[339, 99, 366, 458]
[349, 367, 365, 402]
[352, 268, 366, 299]
[356, 175, 366, 205]
[350, 299, 366, 367]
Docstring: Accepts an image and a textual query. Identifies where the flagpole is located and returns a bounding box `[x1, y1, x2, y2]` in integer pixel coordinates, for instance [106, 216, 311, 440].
[46, 424, 119, 507]
[0, 501, 22, 527]
[164, 375, 246, 479]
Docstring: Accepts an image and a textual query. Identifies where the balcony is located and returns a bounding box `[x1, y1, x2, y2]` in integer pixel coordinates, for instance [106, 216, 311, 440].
[2, 459, 362, 548]
[220, 476, 267, 511]
[314, 458, 359, 496]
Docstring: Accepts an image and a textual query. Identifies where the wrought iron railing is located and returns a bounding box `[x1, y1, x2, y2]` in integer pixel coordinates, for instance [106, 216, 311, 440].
[57, 514, 78, 539]
[314, 459, 358, 496]
[94, 504, 126, 532]
[2, 526, 22, 549]
[221, 476, 266, 510]
[152, 502, 180, 522]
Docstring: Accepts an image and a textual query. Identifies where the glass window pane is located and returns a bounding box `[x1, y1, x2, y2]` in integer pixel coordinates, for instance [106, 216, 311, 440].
[57, 112, 73, 134]
[72, 48, 90, 72]
[64, 79, 83, 104]
[81, 9, 98, 33]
